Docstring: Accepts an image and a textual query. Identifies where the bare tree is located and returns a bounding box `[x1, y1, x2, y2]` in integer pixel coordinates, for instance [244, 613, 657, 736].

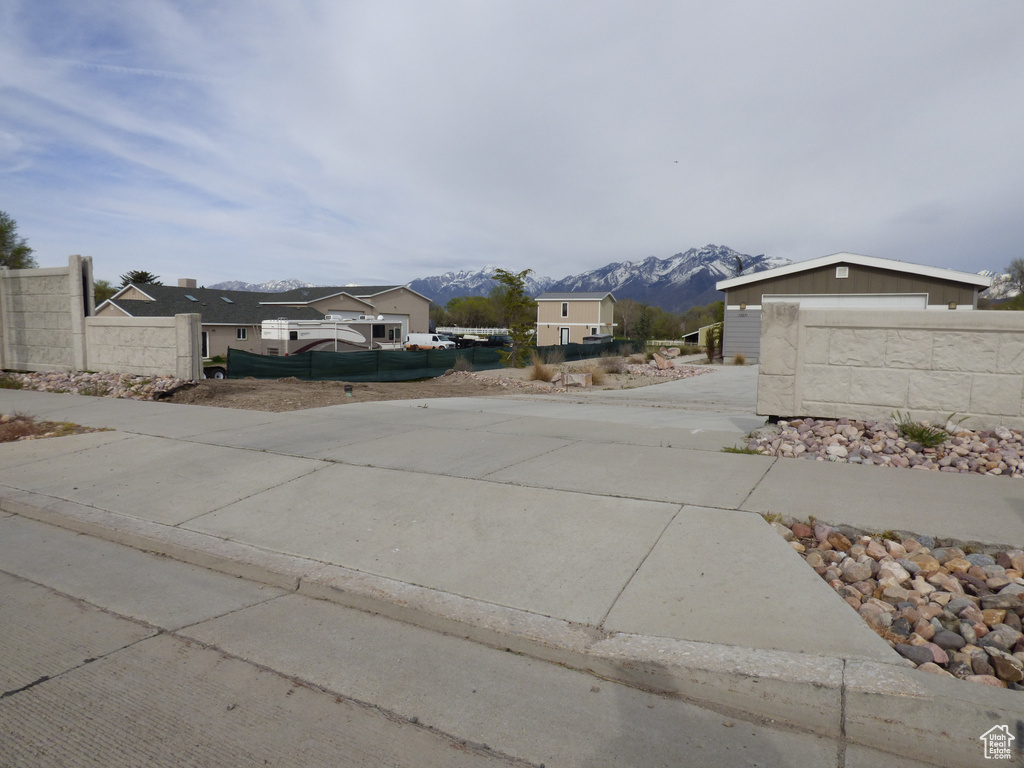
[1008, 259, 1024, 295]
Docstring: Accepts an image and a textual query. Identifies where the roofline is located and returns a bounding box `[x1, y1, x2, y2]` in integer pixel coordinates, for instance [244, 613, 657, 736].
[95, 300, 133, 316]
[535, 292, 617, 301]
[259, 291, 375, 309]
[108, 284, 158, 302]
[715, 252, 992, 291]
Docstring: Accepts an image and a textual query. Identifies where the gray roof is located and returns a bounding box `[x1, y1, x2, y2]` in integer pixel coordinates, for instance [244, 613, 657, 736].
[536, 291, 615, 301]
[265, 285, 406, 303]
[102, 284, 325, 324]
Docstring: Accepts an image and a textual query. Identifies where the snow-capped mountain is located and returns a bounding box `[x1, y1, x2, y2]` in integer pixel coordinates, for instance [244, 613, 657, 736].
[546, 245, 789, 313]
[408, 267, 556, 306]
[978, 271, 1018, 302]
[208, 279, 318, 293]
[410, 245, 789, 312]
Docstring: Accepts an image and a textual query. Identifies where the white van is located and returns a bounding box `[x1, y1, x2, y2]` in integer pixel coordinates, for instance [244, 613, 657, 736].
[404, 333, 455, 350]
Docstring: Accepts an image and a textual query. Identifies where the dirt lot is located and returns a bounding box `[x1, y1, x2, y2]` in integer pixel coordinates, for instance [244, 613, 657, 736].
[164, 371, 543, 412]
[163, 358, 708, 413]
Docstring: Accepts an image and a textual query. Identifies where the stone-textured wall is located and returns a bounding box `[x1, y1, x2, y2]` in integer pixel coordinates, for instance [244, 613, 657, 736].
[0, 256, 92, 372]
[85, 314, 201, 380]
[758, 303, 1024, 430]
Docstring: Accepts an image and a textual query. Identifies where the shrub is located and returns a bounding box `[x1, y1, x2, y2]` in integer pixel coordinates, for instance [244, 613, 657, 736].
[891, 411, 949, 448]
[527, 351, 557, 382]
[452, 355, 474, 372]
[733, 352, 746, 365]
[599, 353, 625, 374]
[0, 375, 23, 390]
[543, 348, 566, 365]
[582, 363, 607, 385]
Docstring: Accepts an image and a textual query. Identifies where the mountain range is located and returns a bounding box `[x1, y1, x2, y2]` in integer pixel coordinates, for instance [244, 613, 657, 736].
[209, 246, 1014, 313]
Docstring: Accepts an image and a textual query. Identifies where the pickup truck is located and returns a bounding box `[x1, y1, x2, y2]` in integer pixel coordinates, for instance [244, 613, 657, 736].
[474, 335, 513, 348]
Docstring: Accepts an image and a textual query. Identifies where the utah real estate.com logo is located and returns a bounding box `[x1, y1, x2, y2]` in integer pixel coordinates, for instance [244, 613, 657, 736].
[980, 725, 1015, 761]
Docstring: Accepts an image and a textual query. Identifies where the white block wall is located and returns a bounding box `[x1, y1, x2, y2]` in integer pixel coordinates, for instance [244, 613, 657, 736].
[758, 303, 1024, 430]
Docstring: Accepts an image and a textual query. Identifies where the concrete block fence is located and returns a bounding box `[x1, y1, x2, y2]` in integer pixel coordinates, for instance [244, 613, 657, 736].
[1, 256, 200, 379]
[758, 303, 1024, 430]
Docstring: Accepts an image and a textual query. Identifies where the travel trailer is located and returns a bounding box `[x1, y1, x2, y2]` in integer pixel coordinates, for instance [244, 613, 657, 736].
[261, 315, 404, 355]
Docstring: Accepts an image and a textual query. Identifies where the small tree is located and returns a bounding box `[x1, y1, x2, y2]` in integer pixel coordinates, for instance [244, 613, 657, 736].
[704, 322, 723, 363]
[1007, 259, 1024, 295]
[0, 211, 37, 269]
[633, 303, 653, 355]
[491, 267, 535, 367]
[94, 279, 117, 305]
[119, 270, 162, 286]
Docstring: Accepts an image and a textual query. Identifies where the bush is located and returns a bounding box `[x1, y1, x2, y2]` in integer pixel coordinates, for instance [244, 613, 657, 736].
[599, 353, 625, 374]
[527, 351, 557, 382]
[452, 356, 473, 372]
[582, 363, 607, 385]
[733, 353, 746, 365]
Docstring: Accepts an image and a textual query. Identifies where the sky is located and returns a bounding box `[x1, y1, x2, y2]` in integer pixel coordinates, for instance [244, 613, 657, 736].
[2, 1, 1023, 287]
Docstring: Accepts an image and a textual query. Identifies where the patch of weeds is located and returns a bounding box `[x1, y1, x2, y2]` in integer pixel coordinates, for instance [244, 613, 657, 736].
[874, 530, 901, 542]
[762, 512, 783, 524]
[452, 356, 474, 372]
[0, 374, 23, 390]
[78, 383, 112, 398]
[0, 414, 109, 443]
[722, 445, 761, 454]
[891, 410, 950, 448]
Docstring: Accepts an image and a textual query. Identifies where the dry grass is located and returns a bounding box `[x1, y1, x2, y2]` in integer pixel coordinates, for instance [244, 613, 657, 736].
[733, 353, 746, 365]
[452, 355, 474, 372]
[527, 351, 558, 382]
[582, 364, 607, 385]
[0, 413, 108, 443]
[598, 353, 625, 374]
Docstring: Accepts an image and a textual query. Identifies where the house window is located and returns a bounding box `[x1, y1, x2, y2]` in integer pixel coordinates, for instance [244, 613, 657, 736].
[236, 328, 247, 340]
[561, 302, 569, 317]
[591, 327, 598, 335]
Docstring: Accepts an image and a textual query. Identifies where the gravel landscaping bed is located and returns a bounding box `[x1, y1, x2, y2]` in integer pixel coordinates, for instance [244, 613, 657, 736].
[771, 519, 1024, 690]
[747, 416, 1024, 478]
[2, 371, 188, 400]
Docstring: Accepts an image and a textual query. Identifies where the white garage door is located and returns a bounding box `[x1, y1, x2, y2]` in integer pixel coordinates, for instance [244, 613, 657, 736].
[762, 293, 929, 309]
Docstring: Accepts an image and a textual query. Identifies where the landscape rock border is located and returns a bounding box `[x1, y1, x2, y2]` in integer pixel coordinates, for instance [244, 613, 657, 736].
[771, 518, 1024, 691]
[747, 416, 1024, 478]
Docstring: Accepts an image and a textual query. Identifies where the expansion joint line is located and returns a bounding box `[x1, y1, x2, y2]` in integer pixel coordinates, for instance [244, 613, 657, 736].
[838, 658, 848, 768]
[597, 504, 683, 628]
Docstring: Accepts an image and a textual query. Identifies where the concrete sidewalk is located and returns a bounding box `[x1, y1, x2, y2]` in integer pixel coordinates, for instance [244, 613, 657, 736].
[1, 365, 1022, 767]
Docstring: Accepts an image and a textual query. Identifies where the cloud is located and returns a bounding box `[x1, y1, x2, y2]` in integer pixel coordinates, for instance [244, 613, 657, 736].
[1, 0, 1022, 285]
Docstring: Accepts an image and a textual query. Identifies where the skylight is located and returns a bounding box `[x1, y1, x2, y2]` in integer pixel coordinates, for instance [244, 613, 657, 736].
[220, 296, 234, 303]
[185, 295, 198, 302]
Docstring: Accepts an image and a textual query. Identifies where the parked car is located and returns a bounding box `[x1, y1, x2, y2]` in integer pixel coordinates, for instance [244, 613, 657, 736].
[474, 335, 513, 348]
[404, 333, 456, 350]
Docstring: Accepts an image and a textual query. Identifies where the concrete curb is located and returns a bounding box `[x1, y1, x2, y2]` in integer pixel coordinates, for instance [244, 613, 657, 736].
[3, 488, 1021, 767]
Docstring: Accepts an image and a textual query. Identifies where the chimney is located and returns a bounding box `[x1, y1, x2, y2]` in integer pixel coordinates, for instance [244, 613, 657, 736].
[178, 278, 197, 289]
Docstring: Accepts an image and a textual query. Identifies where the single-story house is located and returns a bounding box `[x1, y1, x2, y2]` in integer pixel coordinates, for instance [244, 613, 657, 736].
[96, 280, 432, 359]
[714, 253, 992, 362]
[535, 292, 617, 346]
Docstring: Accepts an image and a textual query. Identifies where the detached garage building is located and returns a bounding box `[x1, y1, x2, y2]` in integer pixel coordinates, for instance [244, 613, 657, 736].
[715, 252, 991, 362]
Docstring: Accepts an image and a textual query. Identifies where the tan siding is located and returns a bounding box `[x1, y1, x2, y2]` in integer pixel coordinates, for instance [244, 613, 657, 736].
[364, 288, 430, 333]
[305, 296, 372, 314]
[118, 286, 154, 301]
[95, 303, 130, 317]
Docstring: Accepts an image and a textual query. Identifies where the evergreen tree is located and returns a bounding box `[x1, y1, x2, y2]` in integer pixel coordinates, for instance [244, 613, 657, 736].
[0, 211, 37, 269]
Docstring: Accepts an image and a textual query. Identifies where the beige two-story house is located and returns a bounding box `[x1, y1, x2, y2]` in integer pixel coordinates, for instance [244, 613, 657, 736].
[535, 292, 617, 346]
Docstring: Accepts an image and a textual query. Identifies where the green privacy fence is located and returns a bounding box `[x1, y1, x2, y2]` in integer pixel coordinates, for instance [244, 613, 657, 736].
[226, 338, 640, 382]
